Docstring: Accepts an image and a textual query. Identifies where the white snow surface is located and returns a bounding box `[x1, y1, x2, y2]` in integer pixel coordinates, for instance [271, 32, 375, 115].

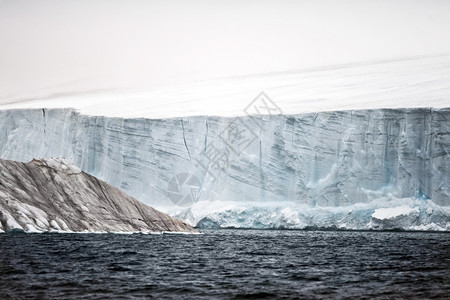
[1, 55, 450, 118]
[372, 205, 419, 220]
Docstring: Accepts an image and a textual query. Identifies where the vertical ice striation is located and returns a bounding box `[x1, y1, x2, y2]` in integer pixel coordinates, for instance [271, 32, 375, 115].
[0, 108, 449, 230]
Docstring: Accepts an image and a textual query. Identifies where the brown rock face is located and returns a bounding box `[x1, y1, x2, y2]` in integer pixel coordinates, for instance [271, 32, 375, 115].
[0, 158, 197, 233]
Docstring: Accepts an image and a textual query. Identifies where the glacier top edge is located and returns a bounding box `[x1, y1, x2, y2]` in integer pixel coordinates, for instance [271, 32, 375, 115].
[1, 55, 450, 119]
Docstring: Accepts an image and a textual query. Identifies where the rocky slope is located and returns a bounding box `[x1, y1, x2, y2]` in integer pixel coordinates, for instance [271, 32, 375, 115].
[0, 158, 196, 233]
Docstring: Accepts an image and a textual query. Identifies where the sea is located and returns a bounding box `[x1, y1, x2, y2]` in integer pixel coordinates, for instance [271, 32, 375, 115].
[0, 229, 449, 299]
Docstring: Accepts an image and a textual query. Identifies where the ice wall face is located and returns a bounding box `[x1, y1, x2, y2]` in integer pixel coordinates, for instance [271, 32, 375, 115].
[0, 108, 449, 229]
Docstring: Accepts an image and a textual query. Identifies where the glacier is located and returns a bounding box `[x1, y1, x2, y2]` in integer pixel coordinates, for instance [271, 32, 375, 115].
[0, 107, 449, 230]
[0, 56, 449, 231]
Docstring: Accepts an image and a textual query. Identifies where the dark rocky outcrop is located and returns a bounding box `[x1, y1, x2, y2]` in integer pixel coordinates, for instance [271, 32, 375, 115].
[0, 158, 197, 233]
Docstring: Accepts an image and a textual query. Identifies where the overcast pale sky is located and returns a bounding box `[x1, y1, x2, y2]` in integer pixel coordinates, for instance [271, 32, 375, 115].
[1, 0, 450, 101]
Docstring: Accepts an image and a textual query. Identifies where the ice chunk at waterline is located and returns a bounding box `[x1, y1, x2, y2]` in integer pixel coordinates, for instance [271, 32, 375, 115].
[168, 196, 450, 231]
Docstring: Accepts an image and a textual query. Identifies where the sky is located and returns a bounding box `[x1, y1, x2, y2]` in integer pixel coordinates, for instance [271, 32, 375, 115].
[1, 0, 450, 102]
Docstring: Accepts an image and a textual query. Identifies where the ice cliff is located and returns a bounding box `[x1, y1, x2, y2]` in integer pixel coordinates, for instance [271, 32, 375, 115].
[0, 107, 449, 231]
[0, 157, 196, 233]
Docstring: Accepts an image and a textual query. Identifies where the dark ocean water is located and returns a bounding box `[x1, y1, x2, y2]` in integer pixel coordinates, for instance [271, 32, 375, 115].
[0, 229, 449, 299]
